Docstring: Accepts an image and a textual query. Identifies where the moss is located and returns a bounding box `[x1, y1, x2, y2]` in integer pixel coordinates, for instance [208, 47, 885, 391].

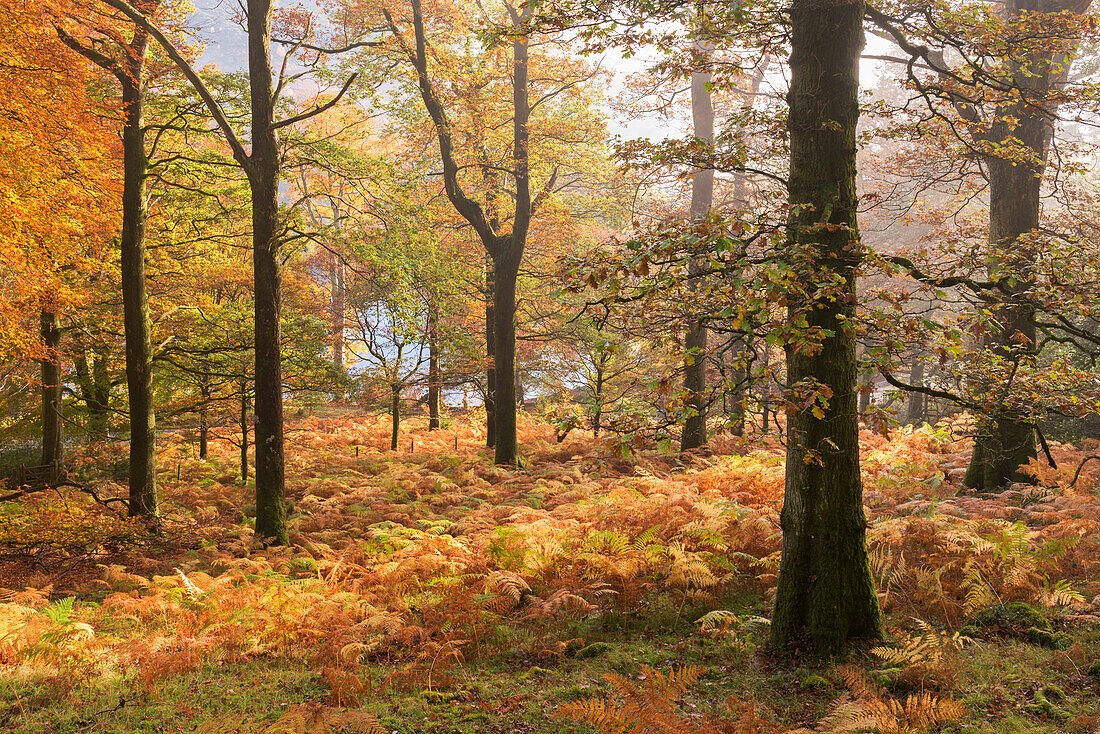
[519, 666, 552, 682]
[422, 690, 461, 703]
[1088, 660, 1100, 679]
[800, 675, 830, 690]
[574, 642, 613, 659]
[974, 603, 1050, 634]
[1026, 685, 1070, 721]
[1025, 627, 1072, 650]
[1040, 685, 1065, 703]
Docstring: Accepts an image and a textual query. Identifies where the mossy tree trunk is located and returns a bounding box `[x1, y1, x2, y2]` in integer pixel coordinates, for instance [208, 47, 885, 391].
[770, 0, 882, 657]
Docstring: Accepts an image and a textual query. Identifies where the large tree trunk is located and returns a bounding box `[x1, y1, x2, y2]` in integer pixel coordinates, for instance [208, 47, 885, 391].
[40, 309, 64, 466]
[492, 250, 521, 465]
[248, 0, 287, 544]
[428, 301, 441, 430]
[680, 32, 714, 452]
[120, 72, 157, 519]
[770, 0, 881, 656]
[484, 258, 497, 448]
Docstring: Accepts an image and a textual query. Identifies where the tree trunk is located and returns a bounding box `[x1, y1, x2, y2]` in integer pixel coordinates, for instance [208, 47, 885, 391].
[592, 355, 607, 438]
[906, 358, 925, 425]
[727, 334, 747, 437]
[962, 0, 1091, 489]
[199, 378, 210, 459]
[680, 30, 714, 452]
[74, 342, 110, 434]
[760, 341, 770, 432]
[240, 380, 249, 483]
[330, 254, 345, 398]
[770, 0, 881, 656]
[390, 383, 401, 451]
[964, 150, 1040, 488]
[120, 72, 157, 519]
[485, 257, 497, 448]
[40, 309, 63, 466]
[428, 303, 441, 431]
[492, 250, 521, 465]
[248, 0, 287, 544]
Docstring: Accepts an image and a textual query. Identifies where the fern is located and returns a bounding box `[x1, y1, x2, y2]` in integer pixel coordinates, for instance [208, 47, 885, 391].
[819, 666, 966, 733]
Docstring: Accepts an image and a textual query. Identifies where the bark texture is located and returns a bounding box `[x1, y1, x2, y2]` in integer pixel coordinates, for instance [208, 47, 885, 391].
[770, 0, 881, 656]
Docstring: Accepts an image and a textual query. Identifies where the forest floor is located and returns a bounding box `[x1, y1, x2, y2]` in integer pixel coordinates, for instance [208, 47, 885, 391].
[3, 412, 1100, 733]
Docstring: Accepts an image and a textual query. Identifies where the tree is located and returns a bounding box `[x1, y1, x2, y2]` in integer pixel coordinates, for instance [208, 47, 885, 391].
[103, 0, 356, 543]
[867, 0, 1097, 488]
[55, 0, 181, 518]
[769, 0, 882, 655]
[680, 14, 715, 451]
[379, 0, 593, 464]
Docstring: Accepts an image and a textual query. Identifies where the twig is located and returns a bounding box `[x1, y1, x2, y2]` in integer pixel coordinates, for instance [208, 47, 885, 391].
[1070, 455, 1100, 488]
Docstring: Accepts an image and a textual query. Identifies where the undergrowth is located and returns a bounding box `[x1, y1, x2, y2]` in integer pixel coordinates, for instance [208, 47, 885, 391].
[1, 413, 1099, 732]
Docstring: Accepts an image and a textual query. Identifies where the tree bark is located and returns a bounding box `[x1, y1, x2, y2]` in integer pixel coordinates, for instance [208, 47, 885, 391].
[428, 301, 441, 430]
[247, 0, 287, 544]
[120, 55, 157, 519]
[390, 383, 401, 450]
[240, 379, 249, 483]
[199, 378, 210, 459]
[330, 254, 345, 398]
[40, 309, 64, 466]
[492, 251, 522, 464]
[770, 0, 881, 656]
[485, 258, 497, 447]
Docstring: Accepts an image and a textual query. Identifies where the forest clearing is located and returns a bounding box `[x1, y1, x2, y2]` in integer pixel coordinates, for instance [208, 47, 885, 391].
[3, 412, 1100, 732]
